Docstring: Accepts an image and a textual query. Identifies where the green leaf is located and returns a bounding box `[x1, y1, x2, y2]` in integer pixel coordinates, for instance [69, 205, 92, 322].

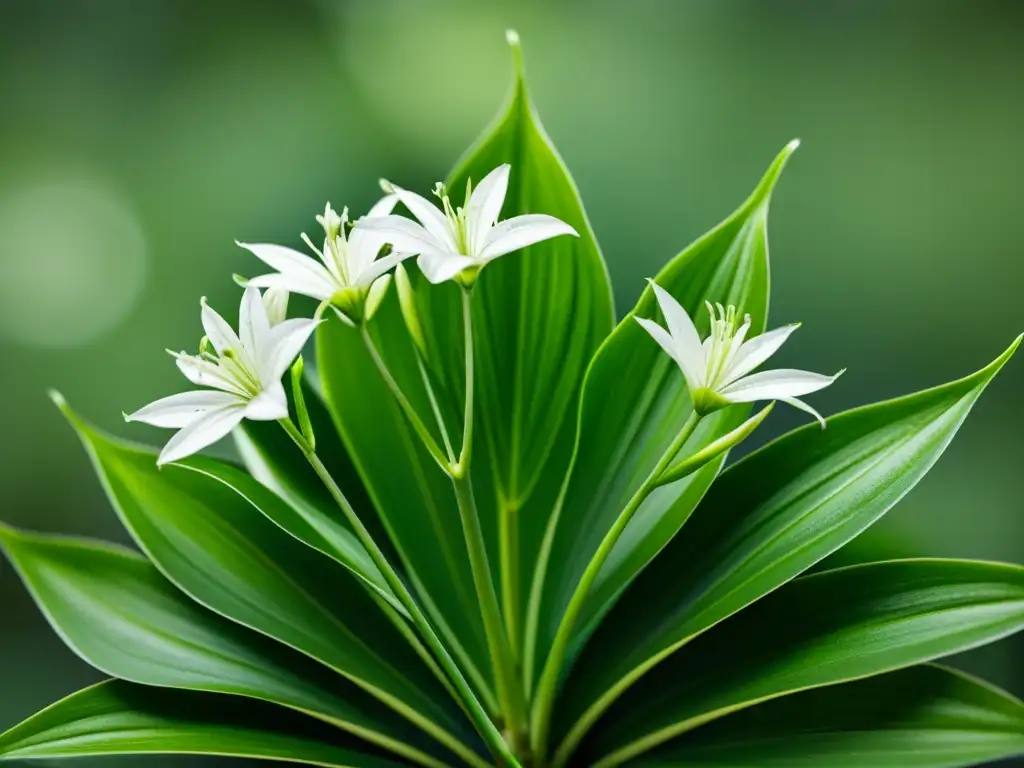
[0, 527, 450, 767]
[526, 141, 798, 688]
[554, 337, 1020, 753]
[627, 665, 1024, 768]
[0, 680, 411, 767]
[57, 402, 485, 767]
[438, 33, 616, 656]
[576, 559, 1024, 766]
[316, 34, 616, 700]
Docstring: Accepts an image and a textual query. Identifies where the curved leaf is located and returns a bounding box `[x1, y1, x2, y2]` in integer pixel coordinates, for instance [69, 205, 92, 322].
[556, 337, 1020, 751]
[576, 559, 1024, 766]
[57, 401, 484, 767]
[526, 142, 798, 687]
[0, 680, 410, 767]
[627, 666, 1024, 768]
[0, 527, 449, 767]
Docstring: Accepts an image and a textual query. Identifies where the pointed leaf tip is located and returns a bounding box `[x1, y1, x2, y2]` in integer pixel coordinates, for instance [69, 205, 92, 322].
[980, 333, 1023, 380]
[47, 389, 67, 411]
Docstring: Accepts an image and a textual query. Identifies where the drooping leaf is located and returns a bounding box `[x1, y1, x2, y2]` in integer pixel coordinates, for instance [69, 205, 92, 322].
[626, 666, 1024, 768]
[573, 559, 1024, 766]
[0, 527, 450, 767]
[556, 337, 1020, 751]
[0, 680, 411, 767]
[57, 401, 484, 767]
[526, 141, 798, 690]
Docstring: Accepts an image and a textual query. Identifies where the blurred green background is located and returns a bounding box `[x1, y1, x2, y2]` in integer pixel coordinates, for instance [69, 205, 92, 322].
[1, 0, 1022, 765]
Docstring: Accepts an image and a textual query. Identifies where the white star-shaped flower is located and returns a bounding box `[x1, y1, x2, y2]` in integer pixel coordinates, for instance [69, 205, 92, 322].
[237, 194, 409, 323]
[636, 281, 843, 426]
[125, 286, 319, 466]
[356, 164, 579, 285]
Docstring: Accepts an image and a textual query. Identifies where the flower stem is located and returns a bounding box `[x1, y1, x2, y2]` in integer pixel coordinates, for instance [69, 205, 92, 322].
[452, 288, 530, 755]
[359, 325, 451, 472]
[278, 418, 520, 768]
[530, 411, 702, 762]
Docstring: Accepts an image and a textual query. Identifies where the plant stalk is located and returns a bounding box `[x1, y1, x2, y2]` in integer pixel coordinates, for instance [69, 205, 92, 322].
[453, 288, 530, 755]
[278, 417, 520, 768]
[530, 411, 702, 761]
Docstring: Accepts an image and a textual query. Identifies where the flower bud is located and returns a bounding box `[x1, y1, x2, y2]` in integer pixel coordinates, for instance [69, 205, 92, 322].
[395, 263, 428, 357]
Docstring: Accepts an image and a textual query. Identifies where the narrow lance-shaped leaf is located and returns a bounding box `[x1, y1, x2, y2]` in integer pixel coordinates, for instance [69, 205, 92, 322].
[575, 559, 1024, 767]
[526, 141, 798, 689]
[0, 527, 451, 768]
[0, 680, 411, 767]
[629, 665, 1024, 768]
[554, 337, 1020, 753]
[56, 401, 486, 767]
[431, 32, 616, 656]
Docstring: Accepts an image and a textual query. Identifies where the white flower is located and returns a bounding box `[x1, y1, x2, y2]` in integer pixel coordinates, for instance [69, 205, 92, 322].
[636, 281, 843, 426]
[356, 164, 579, 285]
[125, 286, 319, 466]
[237, 195, 409, 323]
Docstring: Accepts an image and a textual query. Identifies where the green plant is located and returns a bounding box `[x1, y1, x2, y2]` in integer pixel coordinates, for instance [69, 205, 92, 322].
[3, 32, 1023, 768]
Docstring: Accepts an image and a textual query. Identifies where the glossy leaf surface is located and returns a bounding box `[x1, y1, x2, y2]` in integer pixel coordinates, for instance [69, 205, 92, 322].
[527, 142, 797, 686]
[580, 559, 1024, 765]
[628, 666, 1024, 768]
[0, 680, 410, 767]
[0, 527, 447, 766]
[557, 338, 1020, 751]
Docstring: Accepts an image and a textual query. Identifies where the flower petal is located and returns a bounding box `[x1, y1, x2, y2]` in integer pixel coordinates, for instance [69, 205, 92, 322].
[243, 379, 289, 421]
[200, 297, 241, 357]
[125, 390, 241, 428]
[356, 215, 450, 258]
[391, 187, 458, 252]
[366, 193, 399, 218]
[719, 368, 844, 402]
[477, 214, 578, 262]
[417, 251, 476, 284]
[721, 323, 800, 387]
[237, 242, 337, 299]
[635, 316, 698, 391]
[355, 247, 415, 287]
[649, 281, 705, 388]
[263, 318, 321, 382]
[779, 396, 828, 428]
[466, 164, 509, 254]
[157, 405, 247, 466]
[238, 286, 271, 363]
[247, 272, 334, 303]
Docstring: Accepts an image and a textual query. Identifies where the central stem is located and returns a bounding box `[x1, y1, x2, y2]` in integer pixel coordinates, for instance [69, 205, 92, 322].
[454, 288, 530, 754]
[531, 411, 702, 762]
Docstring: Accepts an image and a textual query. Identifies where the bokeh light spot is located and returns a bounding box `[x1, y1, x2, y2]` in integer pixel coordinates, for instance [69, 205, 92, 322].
[0, 176, 147, 348]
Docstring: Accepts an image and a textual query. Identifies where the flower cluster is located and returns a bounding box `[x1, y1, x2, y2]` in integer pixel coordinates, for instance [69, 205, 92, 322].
[127, 165, 580, 464]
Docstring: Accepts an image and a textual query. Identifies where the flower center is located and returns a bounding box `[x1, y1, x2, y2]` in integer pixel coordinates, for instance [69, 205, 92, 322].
[703, 301, 750, 391]
[434, 181, 471, 255]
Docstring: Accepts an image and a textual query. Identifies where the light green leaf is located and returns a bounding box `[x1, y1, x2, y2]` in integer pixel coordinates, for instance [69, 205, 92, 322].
[628, 666, 1024, 768]
[0, 527, 450, 768]
[438, 34, 616, 657]
[0, 680, 411, 767]
[554, 337, 1020, 753]
[57, 401, 484, 768]
[526, 142, 798, 688]
[577, 559, 1024, 766]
